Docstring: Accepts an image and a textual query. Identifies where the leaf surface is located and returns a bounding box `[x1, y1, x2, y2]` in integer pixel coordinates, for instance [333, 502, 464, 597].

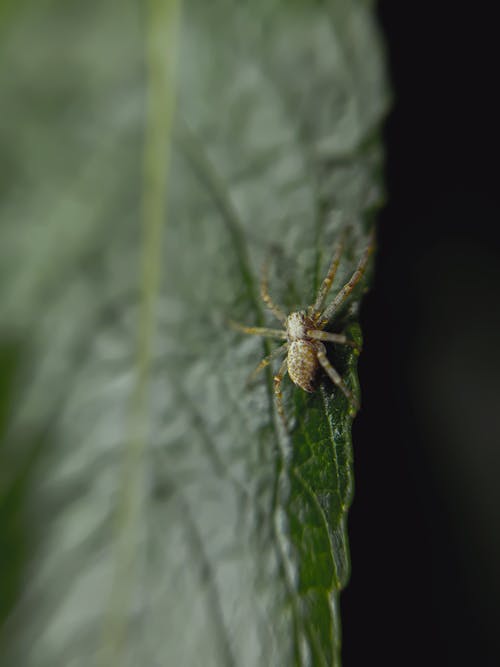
[0, 1, 388, 665]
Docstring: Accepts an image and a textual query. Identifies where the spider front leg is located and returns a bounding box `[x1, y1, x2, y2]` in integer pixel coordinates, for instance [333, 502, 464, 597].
[308, 231, 346, 321]
[260, 254, 286, 323]
[314, 342, 360, 412]
[318, 230, 375, 328]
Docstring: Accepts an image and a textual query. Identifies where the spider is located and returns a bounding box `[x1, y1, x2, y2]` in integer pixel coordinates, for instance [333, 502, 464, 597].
[231, 228, 375, 422]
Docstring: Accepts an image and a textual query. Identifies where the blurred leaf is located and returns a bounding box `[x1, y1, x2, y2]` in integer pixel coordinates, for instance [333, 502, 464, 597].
[0, 0, 388, 665]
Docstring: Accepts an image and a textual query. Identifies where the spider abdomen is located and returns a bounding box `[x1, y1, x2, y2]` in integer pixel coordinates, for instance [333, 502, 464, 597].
[287, 340, 321, 393]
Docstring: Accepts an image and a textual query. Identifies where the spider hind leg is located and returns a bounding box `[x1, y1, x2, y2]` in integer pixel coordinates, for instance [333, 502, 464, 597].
[273, 358, 288, 429]
[246, 343, 287, 385]
[315, 342, 359, 412]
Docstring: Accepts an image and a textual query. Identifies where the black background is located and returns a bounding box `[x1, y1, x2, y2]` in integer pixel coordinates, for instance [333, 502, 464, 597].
[343, 3, 500, 666]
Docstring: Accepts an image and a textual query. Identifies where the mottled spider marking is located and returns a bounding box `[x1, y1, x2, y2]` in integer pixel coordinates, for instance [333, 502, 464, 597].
[287, 341, 319, 393]
[231, 230, 375, 424]
[285, 312, 319, 392]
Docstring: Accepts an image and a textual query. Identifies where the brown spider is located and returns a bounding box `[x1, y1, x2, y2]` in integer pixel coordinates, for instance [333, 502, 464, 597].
[231, 229, 375, 421]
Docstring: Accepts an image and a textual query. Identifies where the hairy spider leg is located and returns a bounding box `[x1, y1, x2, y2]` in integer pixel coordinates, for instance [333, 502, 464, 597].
[315, 342, 359, 411]
[260, 254, 287, 323]
[229, 321, 287, 340]
[273, 358, 288, 426]
[247, 343, 288, 384]
[309, 231, 346, 320]
[306, 329, 360, 352]
[318, 230, 375, 328]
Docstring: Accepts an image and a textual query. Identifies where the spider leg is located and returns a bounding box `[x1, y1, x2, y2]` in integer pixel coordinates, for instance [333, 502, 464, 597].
[315, 342, 360, 412]
[273, 358, 288, 427]
[260, 254, 287, 323]
[247, 343, 287, 385]
[318, 230, 375, 328]
[306, 329, 361, 353]
[229, 321, 287, 340]
[309, 230, 346, 320]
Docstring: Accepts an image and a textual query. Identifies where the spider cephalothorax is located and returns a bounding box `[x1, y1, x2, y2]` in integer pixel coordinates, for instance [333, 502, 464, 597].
[231, 229, 375, 421]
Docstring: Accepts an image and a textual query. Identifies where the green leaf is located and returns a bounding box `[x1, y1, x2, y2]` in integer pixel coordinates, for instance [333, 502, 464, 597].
[0, 1, 389, 665]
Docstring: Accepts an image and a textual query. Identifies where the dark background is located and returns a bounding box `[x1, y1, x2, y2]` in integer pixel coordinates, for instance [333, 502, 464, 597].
[343, 3, 500, 666]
